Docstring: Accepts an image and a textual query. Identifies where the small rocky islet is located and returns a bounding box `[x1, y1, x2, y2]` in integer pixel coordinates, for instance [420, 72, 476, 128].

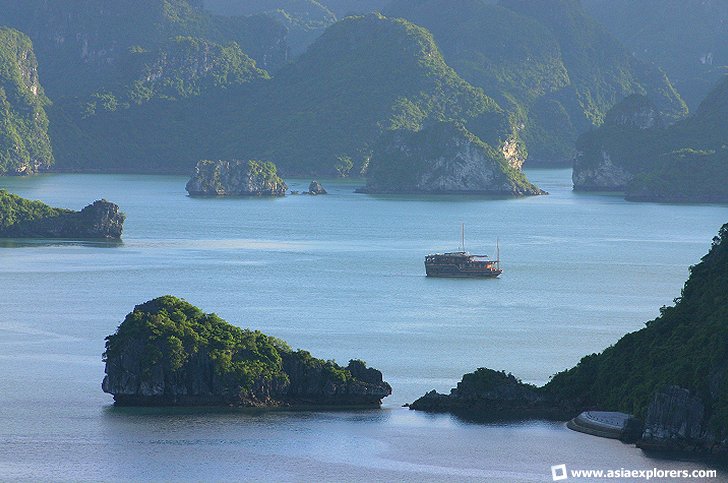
[0, 189, 124, 239]
[185, 159, 330, 197]
[102, 296, 392, 407]
[409, 221, 728, 456]
[304, 180, 327, 195]
[186, 159, 288, 197]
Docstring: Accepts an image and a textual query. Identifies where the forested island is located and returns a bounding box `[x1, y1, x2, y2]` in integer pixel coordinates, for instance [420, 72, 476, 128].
[0, 190, 124, 239]
[410, 222, 728, 455]
[103, 296, 392, 407]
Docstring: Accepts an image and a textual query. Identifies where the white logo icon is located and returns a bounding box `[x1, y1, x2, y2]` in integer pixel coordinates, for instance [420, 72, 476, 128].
[551, 464, 568, 481]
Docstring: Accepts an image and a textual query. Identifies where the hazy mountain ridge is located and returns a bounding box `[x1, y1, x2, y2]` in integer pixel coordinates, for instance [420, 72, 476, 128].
[0, 0, 288, 99]
[583, 0, 728, 109]
[74, 36, 270, 116]
[385, 0, 687, 165]
[0, 0, 712, 190]
[50, 14, 522, 177]
[202, 0, 391, 56]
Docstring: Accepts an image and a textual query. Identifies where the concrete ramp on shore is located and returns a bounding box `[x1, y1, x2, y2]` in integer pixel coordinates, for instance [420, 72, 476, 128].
[567, 411, 642, 442]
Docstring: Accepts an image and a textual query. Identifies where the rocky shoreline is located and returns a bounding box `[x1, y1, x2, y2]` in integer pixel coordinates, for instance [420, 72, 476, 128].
[409, 372, 728, 456]
[407, 369, 573, 421]
[0, 192, 125, 239]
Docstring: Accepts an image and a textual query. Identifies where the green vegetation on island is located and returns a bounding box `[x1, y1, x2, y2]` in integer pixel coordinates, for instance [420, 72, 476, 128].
[364, 121, 542, 195]
[204, 0, 337, 56]
[103, 296, 294, 394]
[85, 36, 269, 111]
[102, 295, 392, 406]
[0, 190, 125, 238]
[0, 0, 287, 98]
[0, 28, 53, 175]
[0, 190, 70, 229]
[48, 13, 517, 176]
[4, 0, 724, 196]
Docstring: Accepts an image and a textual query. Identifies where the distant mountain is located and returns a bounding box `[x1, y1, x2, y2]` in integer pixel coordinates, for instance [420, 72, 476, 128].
[0, 0, 288, 98]
[53, 14, 521, 177]
[0, 28, 52, 175]
[573, 75, 728, 202]
[79, 36, 269, 111]
[205, 0, 390, 17]
[203, 0, 390, 55]
[319, 0, 391, 17]
[583, 0, 728, 109]
[385, 0, 687, 164]
[204, 0, 334, 17]
[203, 0, 335, 56]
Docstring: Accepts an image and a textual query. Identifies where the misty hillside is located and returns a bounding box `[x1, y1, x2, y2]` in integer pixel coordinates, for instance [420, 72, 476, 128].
[583, 0, 728, 109]
[385, 0, 686, 164]
[0, 0, 724, 201]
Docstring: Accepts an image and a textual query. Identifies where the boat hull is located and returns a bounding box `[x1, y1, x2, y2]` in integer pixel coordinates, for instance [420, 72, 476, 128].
[425, 265, 502, 278]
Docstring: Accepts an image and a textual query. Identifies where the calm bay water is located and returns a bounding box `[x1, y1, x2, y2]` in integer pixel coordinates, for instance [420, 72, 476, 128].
[1, 169, 726, 481]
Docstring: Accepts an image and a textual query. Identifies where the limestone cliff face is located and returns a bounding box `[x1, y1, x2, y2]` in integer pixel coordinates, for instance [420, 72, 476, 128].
[186, 159, 287, 196]
[572, 95, 660, 191]
[363, 122, 543, 195]
[638, 386, 712, 451]
[104, 349, 392, 407]
[102, 296, 392, 407]
[500, 137, 526, 171]
[0, 28, 53, 175]
[279, 356, 392, 406]
[131, 36, 269, 101]
[572, 150, 634, 191]
[0, 199, 125, 239]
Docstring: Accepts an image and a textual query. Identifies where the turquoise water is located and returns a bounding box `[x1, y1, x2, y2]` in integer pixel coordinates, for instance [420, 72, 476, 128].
[0, 170, 726, 481]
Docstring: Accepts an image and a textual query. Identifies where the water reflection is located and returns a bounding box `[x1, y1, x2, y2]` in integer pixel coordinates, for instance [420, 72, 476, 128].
[0, 238, 123, 249]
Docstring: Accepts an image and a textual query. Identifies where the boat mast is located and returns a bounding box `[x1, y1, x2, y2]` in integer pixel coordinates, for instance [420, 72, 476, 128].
[460, 223, 465, 252]
[496, 237, 500, 269]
